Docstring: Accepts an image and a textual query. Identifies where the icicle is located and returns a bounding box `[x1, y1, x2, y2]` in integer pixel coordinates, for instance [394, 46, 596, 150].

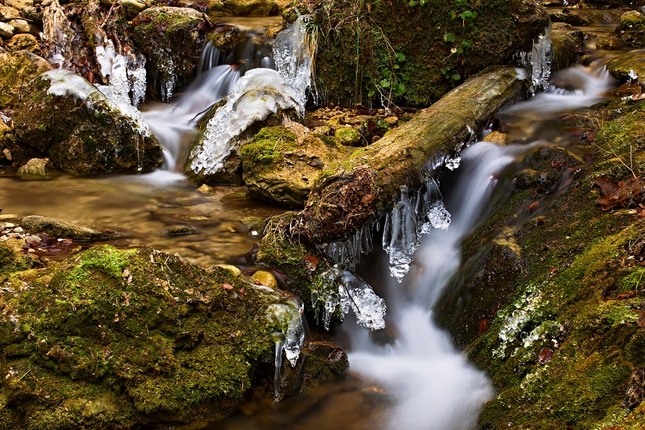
[338, 271, 386, 330]
[311, 265, 343, 330]
[273, 337, 285, 399]
[273, 15, 314, 114]
[382, 185, 419, 282]
[416, 176, 451, 235]
[516, 23, 553, 95]
[322, 220, 375, 270]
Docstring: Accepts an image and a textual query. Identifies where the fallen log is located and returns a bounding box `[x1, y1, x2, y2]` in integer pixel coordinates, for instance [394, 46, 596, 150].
[292, 66, 529, 244]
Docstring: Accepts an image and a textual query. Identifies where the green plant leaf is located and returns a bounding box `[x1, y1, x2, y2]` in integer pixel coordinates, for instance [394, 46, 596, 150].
[380, 79, 391, 88]
[443, 32, 455, 43]
[451, 73, 461, 81]
[396, 52, 406, 63]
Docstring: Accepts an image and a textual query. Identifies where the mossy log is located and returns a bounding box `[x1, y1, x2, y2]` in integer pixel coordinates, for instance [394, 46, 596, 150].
[290, 66, 529, 244]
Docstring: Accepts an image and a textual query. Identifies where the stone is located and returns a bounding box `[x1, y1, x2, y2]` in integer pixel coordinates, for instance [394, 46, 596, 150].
[17, 157, 53, 177]
[596, 36, 627, 51]
[207, 0, 290, 17]
[251, 270, 278, 289]
[7, 19, 30, 34]
[20, 215, 110, 241]
[7, 34, 40, 52]
[483, 131, 509, 145]
[616, 10, 645, 48]
[0, 6, 21, 20]
[167, 224, 198, 236]
[0, 22, 14, 39]
[334, 126, 361, 146]
[5, 0, 34, 10]
[11, 69, 163, 174]
[606, 50, 645, 82]
[241, 125, 351, 208]
[132, 7, 209, 101]
[216, 264, 242, 277]
[119, 0, 147, 17]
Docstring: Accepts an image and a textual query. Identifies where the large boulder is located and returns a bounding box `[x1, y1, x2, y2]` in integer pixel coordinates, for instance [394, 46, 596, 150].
[11, 69, 162, 174]
[296, 0, 549, 107]
[0, 244, 312, 428]
[132, 6, 210, 101]
[241, 123, 352, 208]
[207, 0, 289, 17]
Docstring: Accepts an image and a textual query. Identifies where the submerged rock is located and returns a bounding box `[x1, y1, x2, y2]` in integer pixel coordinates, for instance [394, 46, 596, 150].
[20, 215, 110, 241]
[11, 69, 162, 174]
[0, 244, 313, 428]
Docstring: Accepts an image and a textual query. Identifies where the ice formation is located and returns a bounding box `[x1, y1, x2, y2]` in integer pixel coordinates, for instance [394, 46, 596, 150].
[311, 265, 387, 331]
[322, 220, 376, 270]
[189, 16, 313, 177]
[265, 296, 305, 399]
[95, 41, 147, 108]
[517, 23, 553, 94]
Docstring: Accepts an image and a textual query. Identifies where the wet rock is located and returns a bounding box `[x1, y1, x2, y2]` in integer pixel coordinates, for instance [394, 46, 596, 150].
[17, 157, 54, 177]
[606, 49, 645, 82]
[616, 10, 645, 48]
[0, 244, 306, 428]
[241, 124, 350, 208]
[167, 225, 198, 236]
[252, 270, 278, 289]
[551, 26, 583, 71]
[483, 131, 509, 145]
[7, 19, 29, 33]
[11, 69, 163, 174]
[20, 215, 110, 241]
[132, 6, 210, 101]
[216, 263, 242, 276]
[5, 0, 33, 10]
[550, 11, 589, 27]
[0, 50, 51, 108]
[596, 36, 627, 51]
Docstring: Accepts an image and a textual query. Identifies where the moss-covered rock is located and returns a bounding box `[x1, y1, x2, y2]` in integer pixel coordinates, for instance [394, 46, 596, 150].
[11, 69, 163, 174]
[295, 0, 548, 108]
[241, 124, 352, 208]
[132, 6, 210, 101]
[551, 25, 583, 71]
[0, 244, 308, 428]
[207, 0, 289, 17]
[0, 50, 51, 108]
[616, 10, 645, 48]
[606, 49, 645, 82]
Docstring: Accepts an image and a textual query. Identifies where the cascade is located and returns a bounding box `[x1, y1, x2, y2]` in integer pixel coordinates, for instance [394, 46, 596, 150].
[188, 16, 314, 177]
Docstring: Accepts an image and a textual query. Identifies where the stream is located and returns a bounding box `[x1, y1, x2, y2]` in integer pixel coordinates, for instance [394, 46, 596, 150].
[0, 11, 623, 430]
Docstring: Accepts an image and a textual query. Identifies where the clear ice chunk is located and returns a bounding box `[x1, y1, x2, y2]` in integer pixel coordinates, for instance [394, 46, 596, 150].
[338, 271, 386, 330]
[383, 185, 419, 282]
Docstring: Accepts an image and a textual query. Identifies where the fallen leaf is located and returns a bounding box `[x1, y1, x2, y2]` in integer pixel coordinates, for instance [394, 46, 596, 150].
[594, 175, 645, 211]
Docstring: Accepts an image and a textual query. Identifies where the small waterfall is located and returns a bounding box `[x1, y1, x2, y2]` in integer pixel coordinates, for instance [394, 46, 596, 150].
[189, 16, 313, 177]
[348, 142, 525, 430]
[141, 16, 313, 174]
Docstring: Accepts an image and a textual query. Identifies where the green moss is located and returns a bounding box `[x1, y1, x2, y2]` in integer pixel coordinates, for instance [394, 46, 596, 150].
[241, 127, 298, 175]
[0, 244, 299, 428]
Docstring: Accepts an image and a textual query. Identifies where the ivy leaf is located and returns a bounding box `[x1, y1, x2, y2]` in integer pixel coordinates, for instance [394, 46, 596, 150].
[380, 79, 391, 89]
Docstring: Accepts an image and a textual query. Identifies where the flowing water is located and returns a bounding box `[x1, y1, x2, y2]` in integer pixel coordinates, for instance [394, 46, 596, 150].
[0, 11, 623, 430]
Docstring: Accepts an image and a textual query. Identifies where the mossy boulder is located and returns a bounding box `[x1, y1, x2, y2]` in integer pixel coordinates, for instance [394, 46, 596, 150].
[11, 69, 163, 174]
[241, 124, 352, 208]
[20, 215, 110, 241]
[435, 90, 645, 428]
[0, 244, 308, 428]
[606, 49, 645, 82]
[0, 50, 51, 108]
[551, 25, 583, 71]
[296, 0, 548, 108]
[616, 10, 645, 48]
[132, 6, 210, 101]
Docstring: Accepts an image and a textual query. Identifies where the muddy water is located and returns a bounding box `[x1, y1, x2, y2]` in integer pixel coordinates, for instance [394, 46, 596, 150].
[0, 171, 283, 266]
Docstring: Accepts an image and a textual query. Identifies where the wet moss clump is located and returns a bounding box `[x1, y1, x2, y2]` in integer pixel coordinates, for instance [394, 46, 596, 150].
[435, 95, 645, 427]
[0, 244, 300, 428]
